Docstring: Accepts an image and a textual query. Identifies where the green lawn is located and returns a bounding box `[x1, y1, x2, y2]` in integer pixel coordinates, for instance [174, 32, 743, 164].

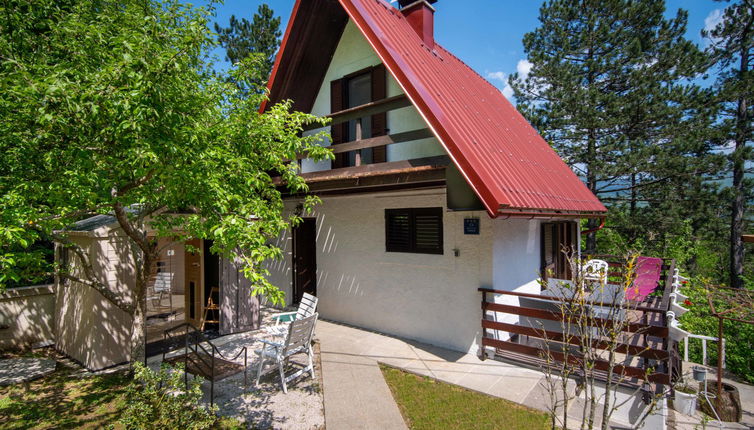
[0, 368, 129, 429]
[380, 364, 550, 430]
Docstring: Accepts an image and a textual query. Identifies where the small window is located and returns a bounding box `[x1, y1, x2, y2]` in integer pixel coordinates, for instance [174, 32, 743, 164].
[385, 208, 443, 254]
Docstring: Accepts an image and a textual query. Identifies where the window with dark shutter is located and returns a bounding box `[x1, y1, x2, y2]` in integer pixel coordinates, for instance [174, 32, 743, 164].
[330, 64, 388, 168]
[385, 207, 443, 255]
[541, 221, 578, 280]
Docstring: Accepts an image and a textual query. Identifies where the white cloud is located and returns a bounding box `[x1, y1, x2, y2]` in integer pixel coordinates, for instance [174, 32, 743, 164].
[502, 84, 514, 100]
[516, 59, 533, 80]
[486, 71, 506, 83]
[703, 9, 724, 46]
[704, 9, 723, 33]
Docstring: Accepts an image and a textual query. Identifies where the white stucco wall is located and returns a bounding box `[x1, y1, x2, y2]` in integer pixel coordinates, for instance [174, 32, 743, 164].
[267, 189, 491, 353]
[485, 218, 543, 342]
[301, 19, 444, 174]
[264, 189, 553, 355]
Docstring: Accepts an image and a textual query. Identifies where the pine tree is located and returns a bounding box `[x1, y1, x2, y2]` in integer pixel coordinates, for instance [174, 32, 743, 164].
[510, 0, 712, 254]
[214, 4, 281, 86]
[704, 0, 754, 288]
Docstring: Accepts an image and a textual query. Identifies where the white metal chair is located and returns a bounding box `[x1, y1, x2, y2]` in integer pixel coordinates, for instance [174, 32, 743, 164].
[265, 292, 318, 337]
[147, 272, 174, 312]
[255, 313, 318, 393]
[582, 259, 609, 285]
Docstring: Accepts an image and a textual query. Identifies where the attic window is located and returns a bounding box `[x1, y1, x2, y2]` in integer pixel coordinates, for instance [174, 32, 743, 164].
[385, 207, 443, 255]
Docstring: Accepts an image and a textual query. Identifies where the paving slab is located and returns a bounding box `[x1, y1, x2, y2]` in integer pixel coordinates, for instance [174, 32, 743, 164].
[0, 357, 56, 386]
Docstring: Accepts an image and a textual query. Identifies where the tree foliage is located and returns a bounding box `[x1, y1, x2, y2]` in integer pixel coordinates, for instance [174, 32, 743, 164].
[510, 0, 717, 254]
[0, 0, 330, 361]
[704, 0, 754, 288]
[214, 4, 281, 89]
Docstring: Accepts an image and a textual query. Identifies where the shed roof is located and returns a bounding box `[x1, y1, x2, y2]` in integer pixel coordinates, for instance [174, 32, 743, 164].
[265, 0, 606, 217]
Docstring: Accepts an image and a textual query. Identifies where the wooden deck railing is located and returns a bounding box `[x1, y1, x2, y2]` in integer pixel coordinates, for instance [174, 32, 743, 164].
[479, 258, 681, 388]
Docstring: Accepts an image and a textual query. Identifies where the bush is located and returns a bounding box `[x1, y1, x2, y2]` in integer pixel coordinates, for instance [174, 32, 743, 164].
[120, 362, 217, 430]
[679, 278, 754, 384]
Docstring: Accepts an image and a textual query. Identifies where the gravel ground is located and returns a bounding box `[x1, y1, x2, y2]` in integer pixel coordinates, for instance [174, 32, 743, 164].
[147, 309, 325, 430]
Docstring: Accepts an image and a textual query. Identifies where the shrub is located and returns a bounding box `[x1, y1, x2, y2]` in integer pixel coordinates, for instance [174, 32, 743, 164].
[119, 362, 217, 430]
[679, 278, 754, 384]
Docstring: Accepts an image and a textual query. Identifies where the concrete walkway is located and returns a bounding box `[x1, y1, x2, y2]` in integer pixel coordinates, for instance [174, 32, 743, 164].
[317, 320, 547, 430]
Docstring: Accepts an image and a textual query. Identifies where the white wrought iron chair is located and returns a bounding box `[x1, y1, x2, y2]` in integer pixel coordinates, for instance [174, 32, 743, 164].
[147, 272, 174, 312]
[582, 259, 609, 285]
[255, 313, 318, 393]
[264, 292, 318, 337]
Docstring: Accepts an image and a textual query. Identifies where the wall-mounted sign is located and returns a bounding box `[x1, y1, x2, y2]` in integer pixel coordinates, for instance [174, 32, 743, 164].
[464, 218, 480, 235]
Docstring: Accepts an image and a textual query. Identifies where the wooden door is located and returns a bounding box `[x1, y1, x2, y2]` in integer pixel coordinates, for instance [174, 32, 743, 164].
[184, 239, 203, 328]
[219, 256, 261, 335]
[292, 218, 317, 304]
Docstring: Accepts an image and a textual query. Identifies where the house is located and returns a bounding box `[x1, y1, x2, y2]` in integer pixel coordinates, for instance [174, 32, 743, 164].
[52, 0, 607, 370]
[261, 0, 606, 357]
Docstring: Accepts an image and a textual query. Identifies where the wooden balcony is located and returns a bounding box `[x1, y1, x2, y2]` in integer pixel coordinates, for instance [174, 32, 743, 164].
[276, 94, 450, 196]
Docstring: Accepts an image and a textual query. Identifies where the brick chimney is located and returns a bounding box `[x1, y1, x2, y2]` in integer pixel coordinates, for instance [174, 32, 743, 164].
[398, 0, 437, 48]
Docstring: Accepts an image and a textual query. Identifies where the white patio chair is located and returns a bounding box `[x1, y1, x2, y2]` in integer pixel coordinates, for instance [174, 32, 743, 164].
[582, 259, 608, 285]
[147, 272, 173, 312]
[255, 313, 318, 393]
[264, 292, 318, 337]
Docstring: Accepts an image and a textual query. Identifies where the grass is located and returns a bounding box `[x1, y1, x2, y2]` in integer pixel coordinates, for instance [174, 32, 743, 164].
[380, 364, 550, 430]
[0, 367, 129, 429]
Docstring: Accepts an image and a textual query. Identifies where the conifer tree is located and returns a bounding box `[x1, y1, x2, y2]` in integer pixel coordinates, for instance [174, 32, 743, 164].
[704, 0, 753, 288]
[214, 4, 281, 87]
[510, 0, 712, 253]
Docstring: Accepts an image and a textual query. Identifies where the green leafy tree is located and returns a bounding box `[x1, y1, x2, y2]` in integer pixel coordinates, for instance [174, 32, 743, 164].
[214, 4, 281, 87]
[704, 0, 754, 288]
[510, 0, 713, 254]
[0, 0, 330, 362]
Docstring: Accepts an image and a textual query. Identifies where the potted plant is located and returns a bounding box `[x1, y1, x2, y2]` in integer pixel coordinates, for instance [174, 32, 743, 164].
[673, 382, 699, 415]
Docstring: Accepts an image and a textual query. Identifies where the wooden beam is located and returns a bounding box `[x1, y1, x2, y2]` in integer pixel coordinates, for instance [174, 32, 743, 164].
[743, 234, 754, 243]
[482, 302, 669, 337]
[481, 320, 670, 360]
[302, 94, 412, 131]
[290, 155, 450, 184]
[481, 337, 671, 384]
[297, 128, 433, 160]
[477, 288, 667, 314]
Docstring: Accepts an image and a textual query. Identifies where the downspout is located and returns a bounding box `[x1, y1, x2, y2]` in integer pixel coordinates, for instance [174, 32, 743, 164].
[580, 217, 605, 235]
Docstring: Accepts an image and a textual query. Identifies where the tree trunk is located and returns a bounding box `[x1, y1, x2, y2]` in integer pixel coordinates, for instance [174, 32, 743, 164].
[730, 30, 749, 289]
[586, 132, 598, 254]
[129, 244, 156, 366]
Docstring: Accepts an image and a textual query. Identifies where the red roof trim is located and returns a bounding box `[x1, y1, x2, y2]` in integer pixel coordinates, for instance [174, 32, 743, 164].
[259, 0, 302, 113]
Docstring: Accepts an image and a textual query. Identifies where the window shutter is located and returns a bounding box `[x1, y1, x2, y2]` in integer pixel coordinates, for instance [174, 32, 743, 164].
[412, 208, 443, 254]
[386, 209, 411, 252]
[330, 78, 347, 168]
[371, 64, 387, 163]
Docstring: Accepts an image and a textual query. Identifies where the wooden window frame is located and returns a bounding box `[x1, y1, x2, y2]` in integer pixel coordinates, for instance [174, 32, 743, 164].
[385, 207, 444, 255]
[330, 64, 387, 168]
[541, 221, 578, 280]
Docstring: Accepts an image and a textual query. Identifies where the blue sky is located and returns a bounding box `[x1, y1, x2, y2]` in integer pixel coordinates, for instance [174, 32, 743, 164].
[202, 0, 725, 97]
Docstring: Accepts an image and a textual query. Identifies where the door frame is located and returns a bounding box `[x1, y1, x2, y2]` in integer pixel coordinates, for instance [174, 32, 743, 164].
[292, 217, 317, 304]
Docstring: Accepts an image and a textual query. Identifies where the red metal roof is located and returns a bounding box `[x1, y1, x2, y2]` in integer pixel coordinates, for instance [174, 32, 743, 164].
[268, 0, 607, 217]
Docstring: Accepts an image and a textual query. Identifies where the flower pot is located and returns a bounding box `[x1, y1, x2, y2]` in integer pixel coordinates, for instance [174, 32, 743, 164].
[673, 390, 698, 415]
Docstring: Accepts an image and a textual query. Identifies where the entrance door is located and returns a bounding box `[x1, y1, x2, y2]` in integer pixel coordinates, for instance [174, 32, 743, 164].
[292, 218, 317, 304]
[184, 238, 203, 328]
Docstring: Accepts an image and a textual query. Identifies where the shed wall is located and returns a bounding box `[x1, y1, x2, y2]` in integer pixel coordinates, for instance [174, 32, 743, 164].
[0, 285, 55, 350]
[55, 235, 134, 370]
